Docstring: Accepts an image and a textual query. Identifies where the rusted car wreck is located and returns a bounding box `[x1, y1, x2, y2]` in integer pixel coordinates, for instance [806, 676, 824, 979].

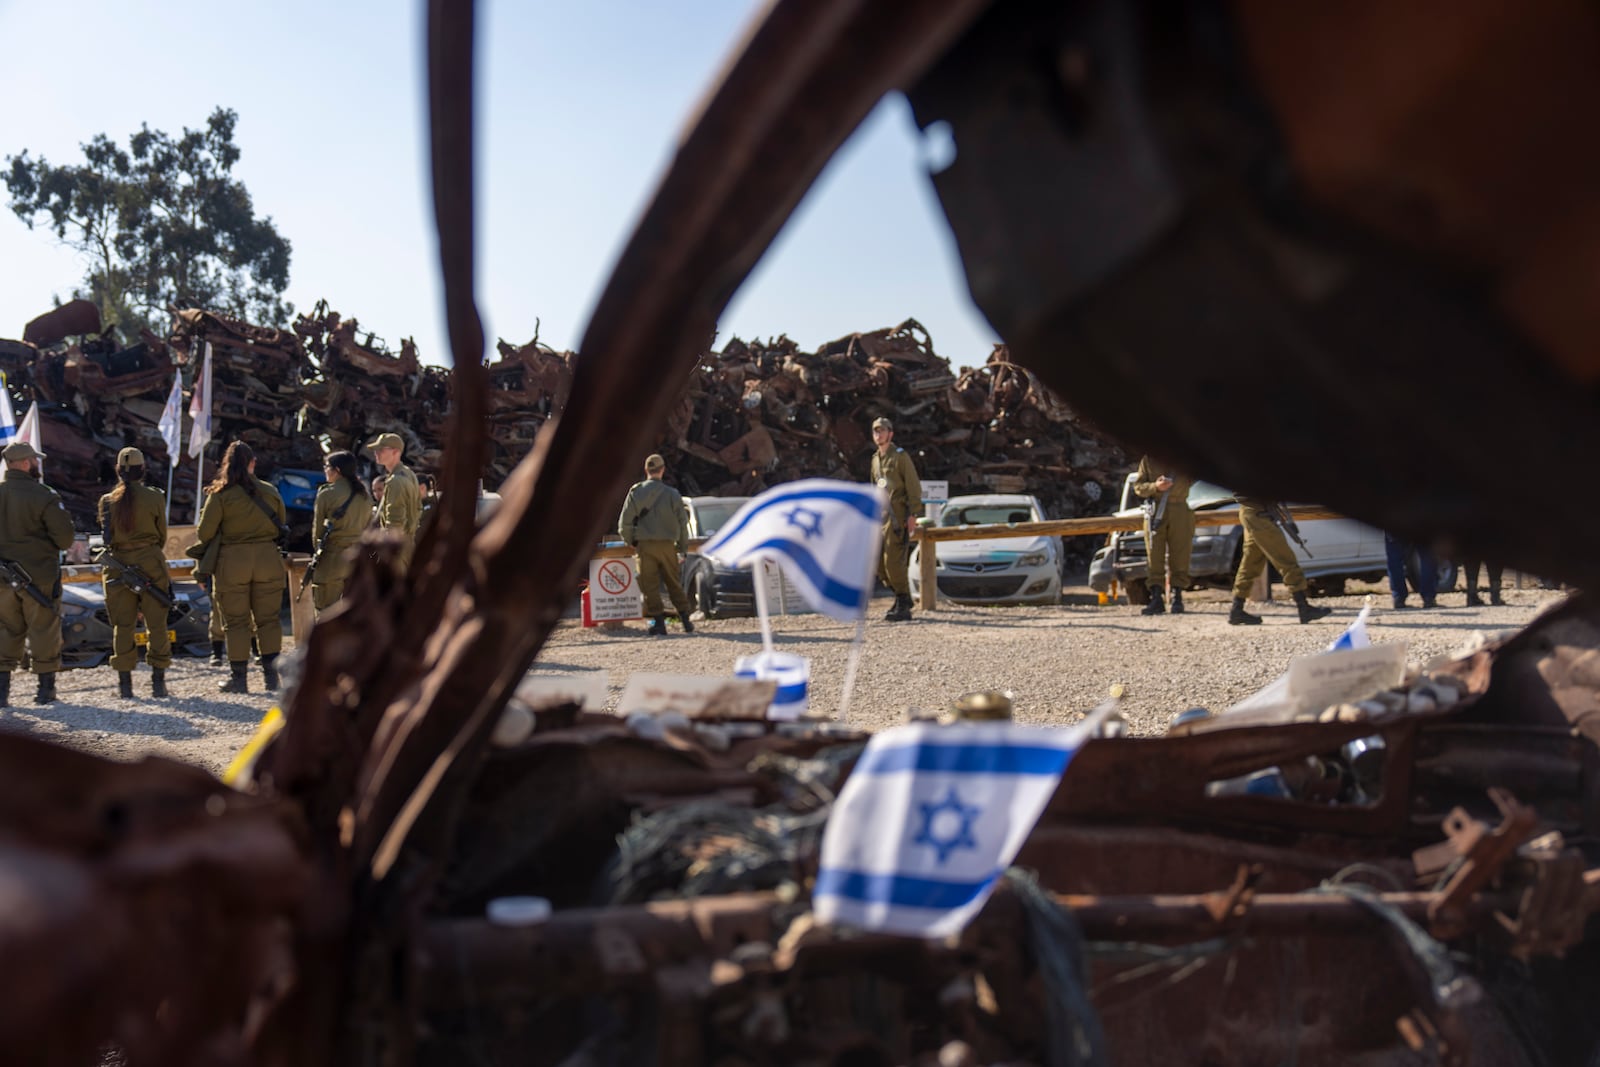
[4, 1, 1600, 1065]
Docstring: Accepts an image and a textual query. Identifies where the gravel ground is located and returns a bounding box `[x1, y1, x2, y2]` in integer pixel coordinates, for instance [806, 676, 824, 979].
[1, 581, 1565, 777]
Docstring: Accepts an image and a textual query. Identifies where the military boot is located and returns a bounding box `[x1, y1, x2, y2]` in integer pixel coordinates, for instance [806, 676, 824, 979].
[151, 669, 168, 699]
[1294, 591, 1332, 624]
[218, 662, 249, 694]
[1490, 589, 1506, 606]
[1464, 574, 1483, 607]
[1140, 591, 1166, 616]
[0, 671, 10, 709]
[210, 640, 226, 665]
[118, 671, 134, 700]
[34, 673, 57, 705]
[885, 594, 913, 622]
[261, 653, 281, 692]
[1169, 590, 1185, 614]
[679, 614, 695, 634]
[1228, 597, 1262, 626]
[647, 617, 667, 637]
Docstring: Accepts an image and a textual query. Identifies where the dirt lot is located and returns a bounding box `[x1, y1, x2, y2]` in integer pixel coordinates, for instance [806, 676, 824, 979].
[0, 580, 1565, 777]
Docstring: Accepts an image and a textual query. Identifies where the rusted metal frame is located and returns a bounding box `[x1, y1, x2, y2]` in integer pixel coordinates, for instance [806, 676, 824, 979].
[346, 0, 998, 881]
[416, 883, 1531, 1006]
[1427, 789, 1539, 935]
[1051, 720, 1428, 840]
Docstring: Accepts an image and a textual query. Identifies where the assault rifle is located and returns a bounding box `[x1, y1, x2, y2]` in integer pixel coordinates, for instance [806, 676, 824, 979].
[298, 518, 336, 602]
[0, 559, 53, 609]
[1264, 502, 1313, 558]
[1142, 487, 1171, 529]
[99, 551, 176, 610]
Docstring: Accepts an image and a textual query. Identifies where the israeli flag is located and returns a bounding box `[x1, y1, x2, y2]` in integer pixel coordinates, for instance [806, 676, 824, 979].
[158, 374, 184, 462]
[0, 372, 16, 445]
[1328, 603, 1372, 651]
[814, 711, 1109, 938]
[701, 479, 887, 622]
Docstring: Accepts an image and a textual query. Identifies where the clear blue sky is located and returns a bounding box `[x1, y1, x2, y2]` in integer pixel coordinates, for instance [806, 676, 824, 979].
[0, 0, 999, 372]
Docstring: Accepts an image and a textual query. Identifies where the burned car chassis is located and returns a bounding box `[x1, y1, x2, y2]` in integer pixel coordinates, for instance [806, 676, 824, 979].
[4, 1, 1600, 1066]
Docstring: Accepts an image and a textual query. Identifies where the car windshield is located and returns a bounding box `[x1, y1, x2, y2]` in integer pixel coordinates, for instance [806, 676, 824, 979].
[940, 504, 1038, 526]
[1188, 481, 1237, 510]
[693, 499, 748, 536]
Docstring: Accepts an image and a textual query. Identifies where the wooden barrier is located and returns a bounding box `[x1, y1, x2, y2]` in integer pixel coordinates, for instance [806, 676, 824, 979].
[914, 506, 1344, 612]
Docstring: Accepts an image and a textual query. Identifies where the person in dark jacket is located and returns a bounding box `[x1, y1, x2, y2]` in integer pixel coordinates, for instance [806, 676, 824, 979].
[0, 441, 76, 706]
[195, 441, 287, 693]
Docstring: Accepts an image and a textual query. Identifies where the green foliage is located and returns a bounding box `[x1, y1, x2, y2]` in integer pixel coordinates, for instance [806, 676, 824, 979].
[5, 107, 292, 339]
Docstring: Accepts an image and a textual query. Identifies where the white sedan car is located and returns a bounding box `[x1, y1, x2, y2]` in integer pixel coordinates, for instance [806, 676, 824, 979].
[909, 494, 1062, 606]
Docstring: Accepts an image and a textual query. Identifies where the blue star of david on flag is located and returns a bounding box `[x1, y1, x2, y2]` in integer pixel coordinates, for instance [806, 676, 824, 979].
[784, 504, 824, 539]
[813, 708, 1114, 938]
[914, 787, 980, 864]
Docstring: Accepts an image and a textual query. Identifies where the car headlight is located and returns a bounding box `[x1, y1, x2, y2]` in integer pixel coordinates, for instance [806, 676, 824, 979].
[281, 473, 314, 490]
[1017, 553, 1047, 567]
[61, 601, 93, 619]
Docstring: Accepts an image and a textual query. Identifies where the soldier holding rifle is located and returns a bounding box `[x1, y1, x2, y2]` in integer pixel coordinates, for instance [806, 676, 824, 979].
[1131, 455, 1194, 617]
[0, 441, 75, 706]
[1229, 496, 1333, 626]
[97, 447, 174, 699]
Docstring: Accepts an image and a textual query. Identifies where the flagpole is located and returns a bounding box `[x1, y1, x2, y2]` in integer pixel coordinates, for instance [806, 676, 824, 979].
[836, 617, 867, 724]
[752, 559, 775, 656]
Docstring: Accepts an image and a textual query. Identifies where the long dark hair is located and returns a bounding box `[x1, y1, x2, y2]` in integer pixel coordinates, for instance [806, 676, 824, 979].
[325, 450, 369, 500]
[108, 462, 145, 532]
[208, 441, 256, 496]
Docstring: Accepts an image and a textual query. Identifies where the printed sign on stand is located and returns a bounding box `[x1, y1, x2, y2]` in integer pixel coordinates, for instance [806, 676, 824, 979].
[922, 480, 949, 523]
[585, 557, 642, 624]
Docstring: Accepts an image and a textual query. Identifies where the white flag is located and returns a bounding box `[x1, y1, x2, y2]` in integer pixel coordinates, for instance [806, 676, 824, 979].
[813, 710, 1110, 938]
[158, 374, 184, 462]
[16, 402, 42, 477]
[700, 479, 887, 622]
[187, 342, 213, 459]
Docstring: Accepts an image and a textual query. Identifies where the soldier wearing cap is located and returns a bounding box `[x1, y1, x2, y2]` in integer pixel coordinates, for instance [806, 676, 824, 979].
[0, 441, 75, 706]
[618, 453, 694, 636]
[869, 416, 921, 621]
[97, 447, 172, 699]
[367, 431, 420, 571]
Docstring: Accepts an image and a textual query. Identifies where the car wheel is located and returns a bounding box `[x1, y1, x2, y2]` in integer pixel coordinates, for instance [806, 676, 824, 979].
[692, 570, 718, 619]
[1126, 578, 1150, 606]
[1309, 576, 1346, 597]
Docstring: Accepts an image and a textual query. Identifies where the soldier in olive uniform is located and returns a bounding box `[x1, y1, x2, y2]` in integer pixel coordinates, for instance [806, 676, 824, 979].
[309, 450, 374, 614]
[870, 417, 921, 622]
[367, 432, 420, 571]
[97, 447, 173, 699]
[0, 441, 76, 706]
[1132, 456, 1195, 616]
[1228, 497, 1333, 625]
[619, 454, 695, 636]
[196, 441, 288, 692]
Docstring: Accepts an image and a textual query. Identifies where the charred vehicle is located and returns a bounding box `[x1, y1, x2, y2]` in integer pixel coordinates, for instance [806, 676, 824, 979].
[5, 3, 1600, 1067]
